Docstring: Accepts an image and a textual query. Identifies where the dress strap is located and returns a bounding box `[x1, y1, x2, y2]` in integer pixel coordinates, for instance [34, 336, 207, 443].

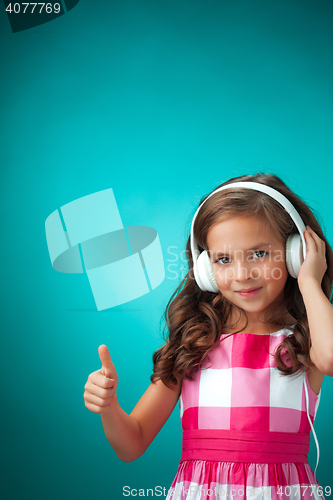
[303, 373, 320, 477]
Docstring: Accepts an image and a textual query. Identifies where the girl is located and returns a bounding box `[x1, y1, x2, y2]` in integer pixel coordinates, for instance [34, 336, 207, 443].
[84, 173, 333, 499]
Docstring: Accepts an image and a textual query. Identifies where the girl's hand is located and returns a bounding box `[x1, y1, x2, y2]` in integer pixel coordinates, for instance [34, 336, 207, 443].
[84, 345, 119, 414]
[297, 226, 327, 291]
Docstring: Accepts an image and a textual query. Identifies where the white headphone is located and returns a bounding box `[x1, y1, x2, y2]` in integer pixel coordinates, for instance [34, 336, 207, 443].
[190, 181, 307, 293]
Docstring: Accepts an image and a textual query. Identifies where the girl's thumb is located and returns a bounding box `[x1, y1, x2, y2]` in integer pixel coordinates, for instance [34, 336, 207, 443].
[98, 345, 114, 378]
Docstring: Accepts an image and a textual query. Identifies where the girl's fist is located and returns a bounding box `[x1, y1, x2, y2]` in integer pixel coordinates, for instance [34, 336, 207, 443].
[83, 345, 119, 414]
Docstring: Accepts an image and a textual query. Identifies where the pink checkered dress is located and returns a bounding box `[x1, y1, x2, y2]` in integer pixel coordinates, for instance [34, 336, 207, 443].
[166, 327, 323, 500]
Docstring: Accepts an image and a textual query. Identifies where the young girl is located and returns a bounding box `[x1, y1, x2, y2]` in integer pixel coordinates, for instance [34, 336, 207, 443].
[84, 173, 333, 499]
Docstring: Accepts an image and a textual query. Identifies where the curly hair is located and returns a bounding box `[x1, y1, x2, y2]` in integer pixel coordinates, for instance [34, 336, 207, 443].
[150, 172, 333, 389]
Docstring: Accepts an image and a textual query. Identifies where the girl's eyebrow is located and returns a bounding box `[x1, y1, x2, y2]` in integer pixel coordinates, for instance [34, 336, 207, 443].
[245, 242, 272, 250]
[212, 242, 272, 255]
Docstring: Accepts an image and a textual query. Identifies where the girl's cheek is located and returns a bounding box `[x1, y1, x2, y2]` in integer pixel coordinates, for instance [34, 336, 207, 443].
[215, 270, 230, 285]
[261, 262, 287, 281]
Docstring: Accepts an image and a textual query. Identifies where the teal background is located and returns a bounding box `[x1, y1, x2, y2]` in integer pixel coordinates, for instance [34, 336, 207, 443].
[1, 0, 333, 498]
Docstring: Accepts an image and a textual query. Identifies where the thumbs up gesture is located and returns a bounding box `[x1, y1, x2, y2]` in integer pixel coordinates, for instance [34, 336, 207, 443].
[84, 345, 119, 414]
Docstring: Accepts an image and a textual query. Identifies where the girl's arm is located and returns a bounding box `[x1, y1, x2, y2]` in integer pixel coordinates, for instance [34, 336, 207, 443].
[300, 279, 333, 376]
[101, 378, 181, 462]
[84, 344, 181, 463]
[298, 226, 333, 375]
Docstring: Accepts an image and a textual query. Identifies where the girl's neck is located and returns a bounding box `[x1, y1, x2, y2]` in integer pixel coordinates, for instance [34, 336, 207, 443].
[222, 313, 297, 335]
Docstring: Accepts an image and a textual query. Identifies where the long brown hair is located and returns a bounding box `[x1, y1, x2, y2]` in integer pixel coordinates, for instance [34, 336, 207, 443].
[151, 173, 333, 389]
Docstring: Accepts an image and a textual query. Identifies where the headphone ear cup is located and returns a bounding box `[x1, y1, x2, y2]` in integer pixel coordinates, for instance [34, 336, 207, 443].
[286, 234, 304, 279]
[196, 251, 220, 293]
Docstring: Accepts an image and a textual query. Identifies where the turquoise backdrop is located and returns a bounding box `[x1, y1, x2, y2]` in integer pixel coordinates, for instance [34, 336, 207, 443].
[1, 0, 332, 498]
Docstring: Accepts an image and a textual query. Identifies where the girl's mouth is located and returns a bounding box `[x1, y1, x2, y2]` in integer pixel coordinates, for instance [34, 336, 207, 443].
[236, 287, 262, 298]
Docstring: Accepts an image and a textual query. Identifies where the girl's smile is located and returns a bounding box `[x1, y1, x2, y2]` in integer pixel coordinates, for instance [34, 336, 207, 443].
[236, 286, 262, 297]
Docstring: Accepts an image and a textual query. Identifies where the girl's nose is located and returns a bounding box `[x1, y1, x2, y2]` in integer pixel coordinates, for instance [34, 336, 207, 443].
[234, 260, 250, 281]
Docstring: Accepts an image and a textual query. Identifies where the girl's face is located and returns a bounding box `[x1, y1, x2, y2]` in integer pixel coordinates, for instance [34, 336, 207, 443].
[206, 216, 289, 322]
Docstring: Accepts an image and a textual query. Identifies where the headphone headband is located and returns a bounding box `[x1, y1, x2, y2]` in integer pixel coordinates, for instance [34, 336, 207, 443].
[190, 181, 307, 288]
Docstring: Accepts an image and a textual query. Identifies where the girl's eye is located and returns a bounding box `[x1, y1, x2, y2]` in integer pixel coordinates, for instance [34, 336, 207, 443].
[216, 256, 231, 265]
[253, 250, 268, 259]
[216, 251, 268, 265]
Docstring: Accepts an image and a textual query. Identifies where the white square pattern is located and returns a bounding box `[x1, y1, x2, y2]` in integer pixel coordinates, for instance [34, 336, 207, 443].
[269, 367, 304, 410]
[199, 368, 232, 407]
